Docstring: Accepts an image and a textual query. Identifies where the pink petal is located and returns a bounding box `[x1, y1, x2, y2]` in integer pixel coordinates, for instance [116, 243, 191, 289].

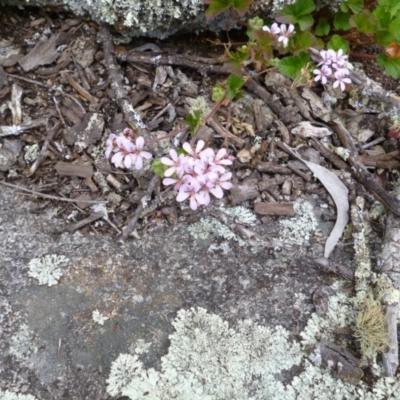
[182, 142, 192, 154]
[210, 186, 224, 199]
[161, 157, 174, 166]
[105, 146, 113, 159]
[220, 181, 232, 190]
[111, 152, 124, 168]
[140, 151, 152, 159]
[163, 178, 177, 186]
[135, 156, 143, 170]
[176, 188, 190, 202]
[189, 196, 198, 210]
[196, 140, 205, 152]
[164, 167, 176, 177]
[219, 172, 232, 181]
[124, 154, 133, 169]
[136, 136, 145, 150]
[169, 149, 178, 162]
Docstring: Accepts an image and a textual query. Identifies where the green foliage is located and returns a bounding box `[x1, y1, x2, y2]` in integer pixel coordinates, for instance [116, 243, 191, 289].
[315, 17, 330, 36]
[350, 10, 377, 34]
[152, 160, 168, 178]
[276, 0, 315, 31]
[377, 0, 400, 18]
[333, 12, 351, 31]
[248, 16, 263, 31]
[340, 0, 364, 14]
[278, 52, 310, 80]
[185, 110, 202, 135]
[377, 54, 400, 78]
[327, 34, 350, 53]
[204, 0, 231, 18]
[212, 82, 225, 102]
[203, 0, 251, 18]
[226, 74, 245, 100]
[212, 75, 244, 103]
[292, 31, 317, 53]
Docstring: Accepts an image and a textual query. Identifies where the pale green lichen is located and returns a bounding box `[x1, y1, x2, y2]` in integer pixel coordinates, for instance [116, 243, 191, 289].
[107, 305, 400, 400]
[9, 323, 38, 360]
[218, 204, 258, 225]
[27, 254, 69, 286]
[65, 0, 204, 38]
[300, 284, 355, 348]
[279, 200, 317, 246]
[0, 389, 37, 400]
[24, 143, 39, 163]
[188, 217, 246, 246]
[107, 307, 302, 399]
[92, 309, 109, 325]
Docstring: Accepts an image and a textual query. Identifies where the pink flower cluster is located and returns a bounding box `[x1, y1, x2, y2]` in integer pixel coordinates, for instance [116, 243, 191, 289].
[105, 128, 152, 170]
[313, 49, 352, 91]
[262, 23, 295, 48]
[161, 140, 233, 210]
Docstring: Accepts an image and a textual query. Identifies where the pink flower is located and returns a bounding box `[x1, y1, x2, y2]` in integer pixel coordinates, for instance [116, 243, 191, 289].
[209, 172, 233, 199]
[314, 65, 332, 85]
[333, 70, 352, 91]
[317, 49, 335, 66]
[105, 133, 118, 158]
[163, 172, 190, 191]
[278, 24, 295, 48]
[129, 136, 152, 170]
[109, 136, 152, 169]
[176, 178, 205, 210]
[331, 49, 347, 67]
[214, 148, 233, 166]
[262, 23, 280, 35]
[182, 140, 205, 161]
[161, 150, 187, 177]
[111, 136, 136, 169]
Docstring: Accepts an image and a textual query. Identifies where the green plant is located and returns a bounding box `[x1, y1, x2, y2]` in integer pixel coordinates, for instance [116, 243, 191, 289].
[203, 0, 400, 79]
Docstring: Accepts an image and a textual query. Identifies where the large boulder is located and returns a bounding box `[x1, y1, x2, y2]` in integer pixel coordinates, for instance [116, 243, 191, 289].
[1, 0, 333, 39]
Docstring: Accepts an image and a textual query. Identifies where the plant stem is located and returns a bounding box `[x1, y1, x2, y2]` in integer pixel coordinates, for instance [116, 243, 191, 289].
[349, 52, 377, 60]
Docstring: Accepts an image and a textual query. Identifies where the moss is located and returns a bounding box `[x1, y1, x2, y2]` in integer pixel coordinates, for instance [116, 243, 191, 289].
[353, 292, 389, 360]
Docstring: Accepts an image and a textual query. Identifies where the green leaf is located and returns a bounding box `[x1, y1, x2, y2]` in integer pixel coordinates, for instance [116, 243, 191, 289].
[327, 34, 350, 53]
[204, 0, 232, 18]
[297, 14, 315, 31]
[276, 0, 315, 29]
[377, 0, 400, 18]
[375, 30, 396, 46]
[292, 31, 317, 52]
[185, 110, 202, 134]
[350, 10, 377, 33]
[152, 160, 168, 178]
[315, 17, 330, 36]
[226, 74, 245, 100]
[348, 0, 364, 13]
[390, 17, 400, 41]
[333, 12, 351, 31]
[248, 16, 264, 31]
[377, 53, 400, 78]
[212, 82, 226, 102]
[374, 6, 392, 30]
[278, 52, 310, 79]
[232, 0, 252, 15]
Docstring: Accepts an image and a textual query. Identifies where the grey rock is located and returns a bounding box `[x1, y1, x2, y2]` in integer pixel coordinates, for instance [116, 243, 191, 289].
[0, 184, 338, 398]
[0, 139, 22, 171]
[0, 0, 340, 39]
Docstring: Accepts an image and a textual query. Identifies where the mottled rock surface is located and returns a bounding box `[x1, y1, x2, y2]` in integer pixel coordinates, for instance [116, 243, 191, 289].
[0, 184, 338, 399]
[0, 0, 340, 39]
